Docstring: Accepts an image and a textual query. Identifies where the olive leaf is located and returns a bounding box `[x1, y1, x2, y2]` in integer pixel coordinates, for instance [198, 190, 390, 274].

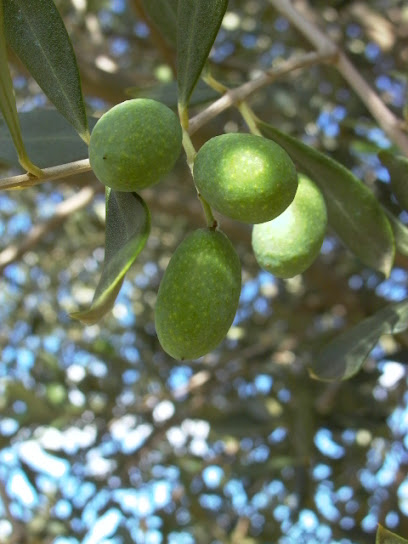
[376, 525, 408, 544]
[71, 191, 151, 325]
[4, 0, 89, 143]
[383, 207, 408, 257]
[310, 298, 408, 381]
[0, 1, 41, 176]
[142, 0, 178, 47]
[0, 109, 96, 169]
[177, 0, 228, 108]
[379, 150, 408, 212]
[258, 121, 395, 277]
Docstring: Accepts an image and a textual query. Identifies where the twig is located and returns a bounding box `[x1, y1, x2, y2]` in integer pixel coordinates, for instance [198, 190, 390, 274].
[268, 0, 408, 157]
[0, 51, 332, 191]
[189, 50, 337, 134]
[0, 158, 91, 191]
[0, 184, 101, 272]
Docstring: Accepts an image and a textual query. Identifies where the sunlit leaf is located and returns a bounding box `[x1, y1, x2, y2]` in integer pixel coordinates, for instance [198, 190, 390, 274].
[0, 1, 41, 176]
[0, 109, 96, 169]
[379, 150, 408, 212]
[127, 79, 219, 109]
[71, 191, 151, 325]
[142, 0, 178, 47]
[177, 0, 228, 108]
[376, 525, 408, 544]
[258, 121, 395, 276]
[310, 298, 408, 381]
[4, 0, 89, 143]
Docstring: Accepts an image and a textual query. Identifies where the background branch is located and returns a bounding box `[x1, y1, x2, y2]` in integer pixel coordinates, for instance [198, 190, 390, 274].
[0, 184, 101, 272]
[189, 50, 337, 134]
[268, 0, 408, 156]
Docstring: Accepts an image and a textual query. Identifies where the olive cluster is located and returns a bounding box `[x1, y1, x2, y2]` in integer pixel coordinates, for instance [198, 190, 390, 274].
[89, 99, 327, 360]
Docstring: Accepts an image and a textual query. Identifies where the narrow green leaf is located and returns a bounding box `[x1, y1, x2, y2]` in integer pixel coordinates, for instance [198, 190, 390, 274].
[71, 191, 150, 325]
[379, 150, 408, 212]
[0, 1, 41, 176]
[310, 298, 408, 381]
[0, 109, 96, 169]
[383, 207, 408, 257]
[127, 79, 219, 109]
[376, 525, 408, 544]
[142, 0, 178, 47]
[4, 0, 89, 143]
[177, 0, 228, 108]
[258, 121, 395, 276]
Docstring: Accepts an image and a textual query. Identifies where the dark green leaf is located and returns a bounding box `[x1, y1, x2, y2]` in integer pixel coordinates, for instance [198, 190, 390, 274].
[126, 79, 219, 109]
[379, 150, 408, 211]
[0, 109, 96, 169]
[142, 0, 178, 47]
[4, 0, 89, 142]
[71, 191, 150, 325]
[258, 121, 395, 276]
[177, 0, 228, 108]
[383, 207, 408, 257]
[310, 298, 408, 381]
[376, 525, 408, 544]
[0, 1, 41, 176]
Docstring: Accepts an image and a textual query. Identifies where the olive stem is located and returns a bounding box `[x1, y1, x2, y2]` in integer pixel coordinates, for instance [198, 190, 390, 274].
[199, 71, 269, 137]
[201, 72, 228, 94]
[237, 101, 263, 136]
[178, 102, 190, 131]
[199, 193, 218, 230]
[181, 128, 197, 173]
[181, 121, 217, 230]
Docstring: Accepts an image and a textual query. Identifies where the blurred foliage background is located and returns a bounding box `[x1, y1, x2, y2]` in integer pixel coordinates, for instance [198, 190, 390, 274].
[1, 0, 408, 543]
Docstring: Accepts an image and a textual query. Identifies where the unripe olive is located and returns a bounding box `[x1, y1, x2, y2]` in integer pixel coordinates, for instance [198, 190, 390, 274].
[155, 228, 241, 360]
[252, 174, 327, 278]
[193, 133, 298, 223]
[89, 98, 182, 191]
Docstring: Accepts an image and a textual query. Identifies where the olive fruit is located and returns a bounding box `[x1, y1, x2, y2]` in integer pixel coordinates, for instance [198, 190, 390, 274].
[89, 98, 182, 191]
[251, 174, 327, 278]
[193, 133, 298, 223]
[155, 228, 241, 360]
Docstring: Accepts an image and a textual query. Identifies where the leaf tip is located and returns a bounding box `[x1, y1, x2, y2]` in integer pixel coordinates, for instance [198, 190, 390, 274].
[68, 310, 100, 326]
[307, 365, 337, 383]
[78, 127, 91, 146]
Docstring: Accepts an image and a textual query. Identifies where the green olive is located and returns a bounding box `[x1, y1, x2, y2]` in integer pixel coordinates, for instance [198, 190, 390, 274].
[193, 133, 298, 223]
[252, 174, 327, 278]
[155, 228, 241, 360]
[89, 98, 182, 191]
